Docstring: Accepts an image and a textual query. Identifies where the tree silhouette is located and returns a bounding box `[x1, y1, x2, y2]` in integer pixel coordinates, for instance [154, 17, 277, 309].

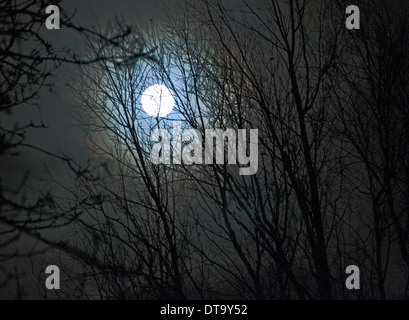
[0, 0, 152, 297]
[2, 0, 409, 300]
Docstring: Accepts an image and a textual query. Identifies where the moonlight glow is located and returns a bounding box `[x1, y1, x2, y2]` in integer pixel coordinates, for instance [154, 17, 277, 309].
[141, 84, 175, 117]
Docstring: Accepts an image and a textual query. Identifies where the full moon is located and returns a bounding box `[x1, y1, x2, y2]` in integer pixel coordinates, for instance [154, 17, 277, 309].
[141, 84, 175, 118]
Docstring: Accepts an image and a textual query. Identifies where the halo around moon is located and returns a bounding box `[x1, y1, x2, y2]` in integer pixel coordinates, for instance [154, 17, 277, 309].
[141, 84, 175, 118]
